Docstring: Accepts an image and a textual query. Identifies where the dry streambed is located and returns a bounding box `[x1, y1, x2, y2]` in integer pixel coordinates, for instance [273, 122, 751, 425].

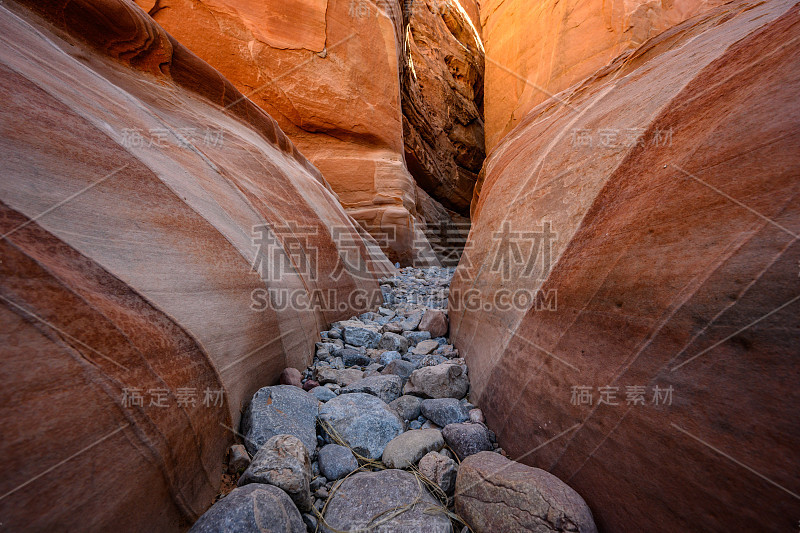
[191, 267, 597, 532]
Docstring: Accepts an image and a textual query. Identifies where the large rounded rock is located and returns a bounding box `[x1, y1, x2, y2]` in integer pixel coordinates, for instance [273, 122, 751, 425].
[404, 363, 469, 399]
[322, 469, 452, 533]
[317, 393, 404, 460]
[237, 435, 312, 512]
[189, 484, 305, 533]
[242, 386, 318, 456]
[455, 452, 597, 533]
[340, 375, 403, 403]
[420, 398, 469, 427]
[318, 444, 359, 481]
[382, 429, 444, 469]
[441, 423, 492, 460]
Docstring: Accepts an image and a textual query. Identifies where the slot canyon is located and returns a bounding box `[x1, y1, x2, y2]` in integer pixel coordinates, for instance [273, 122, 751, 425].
[0, 0, 797, 531]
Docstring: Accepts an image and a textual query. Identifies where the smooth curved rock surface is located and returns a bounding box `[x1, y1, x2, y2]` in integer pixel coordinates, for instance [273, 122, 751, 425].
[451, 2, 800, 531]
[0, 0, 390, 530]
[480, 0, 726, 152]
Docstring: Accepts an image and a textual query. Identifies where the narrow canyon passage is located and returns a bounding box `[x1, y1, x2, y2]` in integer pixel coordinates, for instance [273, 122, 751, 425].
[0, 0, 798, 532]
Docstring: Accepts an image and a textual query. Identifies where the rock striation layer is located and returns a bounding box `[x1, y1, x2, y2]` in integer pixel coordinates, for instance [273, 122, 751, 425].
[452, 1, 800, 531]
[0, 0, 391, 530]
[480, 0, 727, 152]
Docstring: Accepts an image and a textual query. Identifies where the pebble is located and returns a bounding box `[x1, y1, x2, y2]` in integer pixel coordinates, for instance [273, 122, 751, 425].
[227, 444, 250, 474]
[418, 451, 458, 494]
[411, 339, 439, 355]
[280, 367, 303, 387]
[310, 386, 336, 402]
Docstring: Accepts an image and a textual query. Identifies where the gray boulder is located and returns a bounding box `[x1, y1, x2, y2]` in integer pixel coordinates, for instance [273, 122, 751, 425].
[318, 444, 359, 481]
[455, 452, 597, 533]
[381, 359, 416, 382]
[336, 348, 372, 367]
[420, 398, 469, 427]
[400, 311, 423, 331]
[317, 393, 404, 460]
[441, 423, 492, 460]
[322, 469, 451, 533]
[189, 484, 304, 533]
[343, 326, 381, 348]
[241, 385, 318, 456]
[403, 330, 431, 345]
[340, 375, 403, 404]
[238, 434, 312, 512]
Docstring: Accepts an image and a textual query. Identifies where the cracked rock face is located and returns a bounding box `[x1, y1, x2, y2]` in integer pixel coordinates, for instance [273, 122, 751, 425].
[322, 469, 452, 533]
[138, 0, 448, 264]
[237, 435, 313, 512]
[455, 452, 597, 533]
[402, 0, 485, 216]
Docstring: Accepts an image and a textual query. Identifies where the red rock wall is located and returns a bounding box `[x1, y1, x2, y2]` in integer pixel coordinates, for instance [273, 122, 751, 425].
[451, 1, 800, 530]
[0, 0, 391, 529]
[480, 0, 727, 153]
[138, 0, 442, 264]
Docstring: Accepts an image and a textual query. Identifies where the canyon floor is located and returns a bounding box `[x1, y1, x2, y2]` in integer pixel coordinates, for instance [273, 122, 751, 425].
[193, 267, 596, 532]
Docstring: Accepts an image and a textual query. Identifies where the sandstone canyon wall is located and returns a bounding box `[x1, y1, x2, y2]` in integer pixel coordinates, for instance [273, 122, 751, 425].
[138, 0, 485, 265]
[451, 1, 800, 531]
[480, 0, 729, 152]
[0, 0, 391, 529]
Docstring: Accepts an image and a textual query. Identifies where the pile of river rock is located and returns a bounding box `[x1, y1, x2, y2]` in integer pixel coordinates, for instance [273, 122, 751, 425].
[190, 267, 597, 533]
